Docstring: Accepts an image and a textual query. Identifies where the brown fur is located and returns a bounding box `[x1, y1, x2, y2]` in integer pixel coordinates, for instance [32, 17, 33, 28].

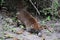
[17, 9, 41, 30]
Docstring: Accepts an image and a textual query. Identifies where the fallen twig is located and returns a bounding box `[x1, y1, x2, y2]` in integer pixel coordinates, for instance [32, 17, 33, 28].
[29, 0, 40, 15]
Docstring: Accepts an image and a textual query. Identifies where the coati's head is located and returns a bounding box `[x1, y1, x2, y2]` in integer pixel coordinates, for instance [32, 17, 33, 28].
[39, 25, 52, 32]
[31, 25, 52, 34]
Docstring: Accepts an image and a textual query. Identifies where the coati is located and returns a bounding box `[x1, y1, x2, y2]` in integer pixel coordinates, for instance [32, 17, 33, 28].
[16, 0, 51, 34]
[16, 9, 51, 34]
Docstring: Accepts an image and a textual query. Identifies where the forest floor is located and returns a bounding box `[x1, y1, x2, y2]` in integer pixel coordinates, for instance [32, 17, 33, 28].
[0, 13, 60, 40]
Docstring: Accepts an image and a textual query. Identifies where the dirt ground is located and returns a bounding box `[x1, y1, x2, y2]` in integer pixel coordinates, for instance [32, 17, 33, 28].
[0, 13, 60, 40]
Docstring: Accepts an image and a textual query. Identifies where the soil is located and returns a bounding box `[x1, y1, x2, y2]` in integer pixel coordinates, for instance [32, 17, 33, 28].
[0, 13, 60, 40]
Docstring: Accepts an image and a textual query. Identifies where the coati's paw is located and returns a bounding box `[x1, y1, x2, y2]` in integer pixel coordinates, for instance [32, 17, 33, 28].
[27, 29, 40, 34]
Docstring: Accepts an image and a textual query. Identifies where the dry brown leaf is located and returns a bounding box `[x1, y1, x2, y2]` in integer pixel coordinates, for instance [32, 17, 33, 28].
[13, 37, 19, 40]
[16, 30, 24, 34]
[4, 33, 13, 38]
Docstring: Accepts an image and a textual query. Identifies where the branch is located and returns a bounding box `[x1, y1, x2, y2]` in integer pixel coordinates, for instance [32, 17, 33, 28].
[29, 0, 40, 15]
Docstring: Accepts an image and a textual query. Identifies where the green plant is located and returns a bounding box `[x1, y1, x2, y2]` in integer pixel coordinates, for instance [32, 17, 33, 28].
[46, 16, 51, 21]
[51, 24, 55, 28]
[0, 37, 4, 40]
[0, 0, 5, 6]
[40, 0, 59, 19]
[41, 20, 46, 25]
[51, 0, 59, 16]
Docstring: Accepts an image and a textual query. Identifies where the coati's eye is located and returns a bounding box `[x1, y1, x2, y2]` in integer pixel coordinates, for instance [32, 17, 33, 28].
[41, 25, 47, 29]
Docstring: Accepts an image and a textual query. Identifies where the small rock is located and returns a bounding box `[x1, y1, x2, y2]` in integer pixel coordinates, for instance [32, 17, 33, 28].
[16, 30, 24, 34]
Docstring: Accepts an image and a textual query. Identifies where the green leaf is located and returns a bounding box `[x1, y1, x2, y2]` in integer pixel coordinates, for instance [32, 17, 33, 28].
[20, 25, 24, 29]
[0, 37, 4, 40]
[46, 16, 51, 21]
[51, 24, 55, 27]
[12, 28, 16, 32]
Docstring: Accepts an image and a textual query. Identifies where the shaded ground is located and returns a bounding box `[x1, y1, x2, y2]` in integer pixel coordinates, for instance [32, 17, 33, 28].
[0, 13, 60, 40]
